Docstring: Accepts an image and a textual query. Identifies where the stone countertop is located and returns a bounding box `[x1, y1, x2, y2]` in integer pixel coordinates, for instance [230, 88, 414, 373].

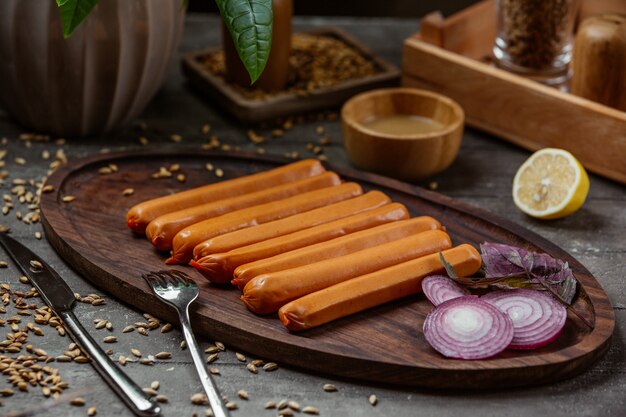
[0, 13, 624, 417]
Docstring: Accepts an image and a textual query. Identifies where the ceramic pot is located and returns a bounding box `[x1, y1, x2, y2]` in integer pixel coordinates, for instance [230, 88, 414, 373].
[0, 0, 185, 137]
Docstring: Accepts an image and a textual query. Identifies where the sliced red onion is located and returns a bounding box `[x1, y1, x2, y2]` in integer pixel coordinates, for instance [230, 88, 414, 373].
[422, 275, 470, 306]
[482, 289, 567, 350]
[423, 296, 514, 360]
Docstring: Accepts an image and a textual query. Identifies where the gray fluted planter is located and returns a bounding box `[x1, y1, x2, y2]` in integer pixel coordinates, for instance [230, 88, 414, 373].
[0, 0, 185, 137]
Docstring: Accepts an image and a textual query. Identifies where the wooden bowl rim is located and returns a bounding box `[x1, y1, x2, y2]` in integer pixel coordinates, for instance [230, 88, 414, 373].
[341, 87, 465, 141]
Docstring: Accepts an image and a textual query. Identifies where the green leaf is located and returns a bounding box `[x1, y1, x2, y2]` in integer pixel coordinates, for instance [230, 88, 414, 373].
[56, 0, 99, 38]
[215, 0, 273, 84]
[438, 252, 458, 279]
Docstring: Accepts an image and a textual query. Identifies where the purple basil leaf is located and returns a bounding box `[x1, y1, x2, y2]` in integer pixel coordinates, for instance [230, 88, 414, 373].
[480, 242, 578, 305]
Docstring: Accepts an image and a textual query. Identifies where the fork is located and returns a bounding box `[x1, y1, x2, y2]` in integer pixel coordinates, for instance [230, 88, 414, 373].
[143, 270, 230, 417]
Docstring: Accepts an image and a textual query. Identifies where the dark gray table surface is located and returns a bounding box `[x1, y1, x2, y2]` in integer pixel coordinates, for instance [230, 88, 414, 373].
[0, 14, 624, 417]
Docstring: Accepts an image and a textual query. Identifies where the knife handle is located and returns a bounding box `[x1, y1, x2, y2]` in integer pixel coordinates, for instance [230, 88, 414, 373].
[60, 311, 161, 417]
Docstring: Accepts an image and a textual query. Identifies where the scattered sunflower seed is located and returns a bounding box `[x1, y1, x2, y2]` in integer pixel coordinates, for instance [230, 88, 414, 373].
[288, 401, 300, 411]
[62, 195, 75, 203]
[180, 340, 187, 350]
[0, 261, 7, 268]
[122, 325, 134, 333]
[118, 355, 127, 366]
[323, 384, 337, 392]
[191, 393, 208, 405]
[279, 409, 294, 416]
[214, 341, 225, 351]
[215, 168, 224, 178]
[303, 406, 320, 415]
[143, 387, 158, 397]
[70, 397, 85, 406]
[41, 185, 55, 193]
[151, 381, 160, 390]
[237, 389, 248, 400]
[235, 352, 246, 362]
[209, 367, 220, 375]
[263, 362, 278, 372]
[131, 348, 142, 357]
[265, 401, 277, 409]
[160, 323, 173, 333]
[226, 401, 238, 410]
[206, 353, 218, 363]
[122, 188, 134, 196]
[156, 394, 169, 403]
[103, 336, 117, 343]
[87, 406, 97, 416]
[369, 394, 378, 406]
[246, 363, 258, 374]
[155, 351, 171, 360]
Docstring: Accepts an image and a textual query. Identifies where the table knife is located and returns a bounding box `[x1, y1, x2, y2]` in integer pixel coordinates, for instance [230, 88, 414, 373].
[0, 233, 160, 417]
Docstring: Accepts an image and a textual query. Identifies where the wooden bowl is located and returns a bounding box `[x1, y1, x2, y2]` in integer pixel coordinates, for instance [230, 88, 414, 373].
[341, 88, 464, 182]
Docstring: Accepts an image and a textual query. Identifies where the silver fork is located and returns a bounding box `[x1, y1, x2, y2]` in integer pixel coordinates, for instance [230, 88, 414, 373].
[143, 270, 230, 417]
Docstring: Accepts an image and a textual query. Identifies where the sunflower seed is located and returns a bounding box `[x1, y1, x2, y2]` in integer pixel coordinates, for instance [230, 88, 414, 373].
[303, 406, 320, 415]
[246, 363, 257, 374]
[155, 352, 171, 360]
[87, 406, 97, 416]
[191, 393, 208, 405]
[69, 397, 85, 406]
[143, 388, 157, 397]
[278, 409, 294, 416]
[263, 362, 278, 372]
[122, 188, 134, 196]
[237, 390, 248, 400]
[235, 352, 246, 362]
[209, 367, 220, 375]
[205, 346, 220, 354]
[0, 261, 7, 268]
[131, 348, 141, 357]
[226, 402, 238, 410]
[122, 325, 134, 333]
[95, 320, 107, 329]
[118, 355, 127, 366]
[206, 353, 218, 363]
[264, 401, 277, 409]
[323, 384, 337, 392]
[215, 168, 224, 178]
[103, 336, 117, 343]
[160, 323, 172, 333]
[62, 196, 75, 203]
[288, 401, 300, 411]
[368, 394, 377, 406]
[277, 400, 288, 409]
[150, 381, 160, 390]
[156, 394, 169, 403]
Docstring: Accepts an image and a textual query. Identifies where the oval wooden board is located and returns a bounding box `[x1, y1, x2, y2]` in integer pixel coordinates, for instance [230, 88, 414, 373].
[39, 151, 614, 389]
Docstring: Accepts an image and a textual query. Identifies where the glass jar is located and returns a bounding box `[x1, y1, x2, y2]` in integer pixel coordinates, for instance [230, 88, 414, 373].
[493, 0, 580, 85]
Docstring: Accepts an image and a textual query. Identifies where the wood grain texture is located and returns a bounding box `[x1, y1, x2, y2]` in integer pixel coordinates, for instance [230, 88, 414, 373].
[181, 27, 401, 123]
[39, 150, 614, 389]
[402, 0, 626, 185]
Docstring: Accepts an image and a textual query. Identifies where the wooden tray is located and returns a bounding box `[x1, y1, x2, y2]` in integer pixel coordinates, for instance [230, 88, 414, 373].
[402, 0, 626, 185]
[182, 27, 401, 123]
[39, 151, 614, 389]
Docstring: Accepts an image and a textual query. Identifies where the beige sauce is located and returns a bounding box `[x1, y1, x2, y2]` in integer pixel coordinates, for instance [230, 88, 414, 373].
[363, 115, 445, 136]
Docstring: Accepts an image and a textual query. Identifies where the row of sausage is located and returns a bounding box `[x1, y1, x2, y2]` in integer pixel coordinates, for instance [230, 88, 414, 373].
[126, 159, 482, 330]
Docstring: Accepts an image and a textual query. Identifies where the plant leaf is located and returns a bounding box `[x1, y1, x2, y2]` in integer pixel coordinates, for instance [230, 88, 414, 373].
[480, 243, 578, 305]
[215, 0, 273, 84]
[56, 0, 99, 38]
[438, 252, 458, 279]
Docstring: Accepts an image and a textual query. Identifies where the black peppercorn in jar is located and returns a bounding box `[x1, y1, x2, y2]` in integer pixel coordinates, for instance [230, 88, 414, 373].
[493, 0, 580, 85]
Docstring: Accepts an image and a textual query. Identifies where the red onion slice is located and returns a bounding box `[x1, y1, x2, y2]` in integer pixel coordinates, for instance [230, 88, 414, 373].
[422, 275, 470, 306]
[481, 289, 567, 350]
[423, 296, 514, 360]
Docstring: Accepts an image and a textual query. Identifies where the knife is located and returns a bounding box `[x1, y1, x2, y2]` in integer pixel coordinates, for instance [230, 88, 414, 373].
[0, 233, 161, 417]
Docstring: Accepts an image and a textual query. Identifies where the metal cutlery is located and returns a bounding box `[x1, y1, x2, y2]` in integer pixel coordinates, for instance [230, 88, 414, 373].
[0, 233, 160, 417]
[143, 270, 230, 417]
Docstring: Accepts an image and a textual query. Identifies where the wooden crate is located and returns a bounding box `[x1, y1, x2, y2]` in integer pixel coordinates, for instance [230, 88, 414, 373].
[403, 0, 626, 185]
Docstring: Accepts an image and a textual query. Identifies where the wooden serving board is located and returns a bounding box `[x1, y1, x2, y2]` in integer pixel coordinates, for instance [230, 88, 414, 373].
[39, 151, 614, 389]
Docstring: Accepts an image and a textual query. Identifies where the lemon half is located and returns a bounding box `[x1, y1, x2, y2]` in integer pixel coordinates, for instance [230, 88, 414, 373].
[512, 148, 589, 219]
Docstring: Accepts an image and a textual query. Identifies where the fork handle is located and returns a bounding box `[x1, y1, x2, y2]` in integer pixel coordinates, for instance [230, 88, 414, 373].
[179, 308, 231, 417]
[60, 311, 161, 417]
